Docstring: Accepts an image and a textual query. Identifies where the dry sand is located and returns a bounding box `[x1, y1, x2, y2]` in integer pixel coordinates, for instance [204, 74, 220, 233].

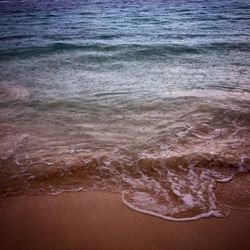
[0, 191, 249, 250]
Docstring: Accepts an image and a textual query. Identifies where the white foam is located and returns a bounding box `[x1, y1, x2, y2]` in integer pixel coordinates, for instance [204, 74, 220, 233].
[182, 194, 195, 208]
[0, 133, 28, 160]
[121, 191, 228, 222]
[0, 83, 30, 101]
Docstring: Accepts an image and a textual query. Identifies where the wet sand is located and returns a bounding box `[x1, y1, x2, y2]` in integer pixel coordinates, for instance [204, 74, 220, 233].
[0, 191, 249, 250]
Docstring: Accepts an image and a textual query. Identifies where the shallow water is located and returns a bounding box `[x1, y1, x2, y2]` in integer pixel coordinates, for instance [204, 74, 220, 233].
[0, 0, 250, 221]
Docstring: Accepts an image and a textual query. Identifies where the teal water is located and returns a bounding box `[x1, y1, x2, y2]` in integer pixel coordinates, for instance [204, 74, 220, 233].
[0, 0, 250, 221]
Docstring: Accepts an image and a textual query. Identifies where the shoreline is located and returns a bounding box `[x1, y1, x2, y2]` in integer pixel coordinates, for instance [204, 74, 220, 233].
[0, 191, 250, 250]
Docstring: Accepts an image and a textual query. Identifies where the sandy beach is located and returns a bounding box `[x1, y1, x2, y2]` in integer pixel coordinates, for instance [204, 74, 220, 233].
[0, 191, 249, 250]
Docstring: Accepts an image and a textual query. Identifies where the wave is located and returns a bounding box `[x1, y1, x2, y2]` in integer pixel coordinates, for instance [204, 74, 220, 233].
[164, 89, 250, 102]
[0, 35, 33, 41]
[0, 151, 249, 221]
[1, 41, 249, 60]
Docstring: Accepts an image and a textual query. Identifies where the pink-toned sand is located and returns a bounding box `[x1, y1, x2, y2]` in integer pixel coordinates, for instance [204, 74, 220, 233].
[0, 191, 249, 250]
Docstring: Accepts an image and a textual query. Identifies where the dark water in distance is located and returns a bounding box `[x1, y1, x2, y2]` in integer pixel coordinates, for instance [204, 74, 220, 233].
[0, 0, 250, 221]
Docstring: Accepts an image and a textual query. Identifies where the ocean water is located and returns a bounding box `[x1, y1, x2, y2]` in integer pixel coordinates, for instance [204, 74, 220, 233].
[0, 0, 250, 221]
